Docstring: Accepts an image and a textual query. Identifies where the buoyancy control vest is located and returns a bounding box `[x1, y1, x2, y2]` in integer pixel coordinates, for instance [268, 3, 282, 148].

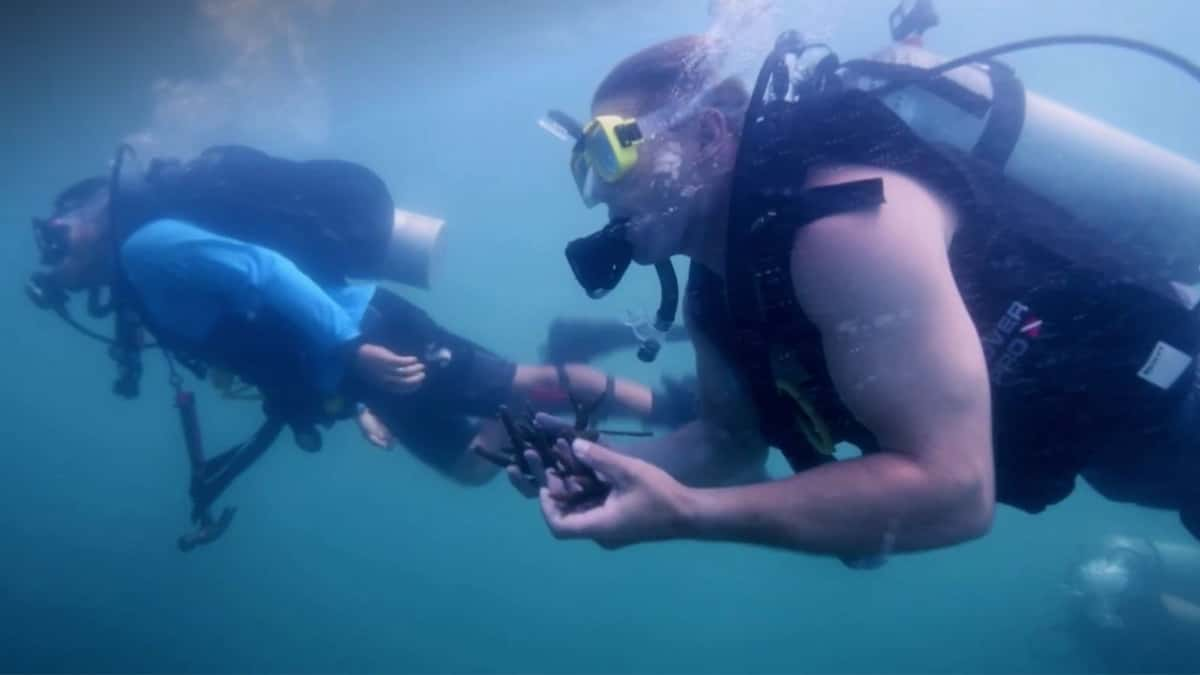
[687, 35, 1200, 513]
[111, 144, 395, 286]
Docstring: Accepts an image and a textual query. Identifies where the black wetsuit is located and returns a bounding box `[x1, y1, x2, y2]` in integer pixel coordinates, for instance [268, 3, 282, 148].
[351, 288, 517, 472]
[144, 284, 518, 477]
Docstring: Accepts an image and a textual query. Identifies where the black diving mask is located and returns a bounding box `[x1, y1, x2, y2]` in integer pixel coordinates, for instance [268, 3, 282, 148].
[27, 217, 72, 311]
[27, 217, 113, 317]
[32, 217, 70, 267]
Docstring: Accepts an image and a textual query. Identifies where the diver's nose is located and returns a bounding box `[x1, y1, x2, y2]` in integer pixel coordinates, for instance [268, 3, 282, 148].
[39, 213, 72, 228]
[38, 216, 72, 237]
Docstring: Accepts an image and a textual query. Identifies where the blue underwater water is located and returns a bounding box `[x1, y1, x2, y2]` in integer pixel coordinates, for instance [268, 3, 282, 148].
[3, 1, 1200, 672]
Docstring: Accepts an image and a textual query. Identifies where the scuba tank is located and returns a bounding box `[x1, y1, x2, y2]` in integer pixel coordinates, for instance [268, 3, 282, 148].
[839, 29, 1200, 282]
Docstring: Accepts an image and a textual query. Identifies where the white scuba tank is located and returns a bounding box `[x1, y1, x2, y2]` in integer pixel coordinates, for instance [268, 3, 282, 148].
[849, 41, 1200, 282]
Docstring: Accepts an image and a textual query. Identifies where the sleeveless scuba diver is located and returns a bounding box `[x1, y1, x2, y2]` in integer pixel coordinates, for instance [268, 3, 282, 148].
[539, 16, 1200, 539]
[687, 86, 1200, 514]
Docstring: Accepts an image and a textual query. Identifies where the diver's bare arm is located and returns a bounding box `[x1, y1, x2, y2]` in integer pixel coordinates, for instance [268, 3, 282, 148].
[611, 419, 766, 487]
[513, 363, 655, 419]
[678, 168, 996, 556]
[611, 322, 768, 487]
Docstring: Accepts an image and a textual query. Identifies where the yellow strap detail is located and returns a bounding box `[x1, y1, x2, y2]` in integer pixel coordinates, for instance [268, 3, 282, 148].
[776, 381, 836, 456]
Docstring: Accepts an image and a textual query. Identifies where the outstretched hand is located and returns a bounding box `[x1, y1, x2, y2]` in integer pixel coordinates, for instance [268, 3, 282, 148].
[506, 447, 547, 498]
[501, 412, 594, 499]
[505, 412, 606, 498]
[354, 343, 426, 394]
[537, 437, 691, 550]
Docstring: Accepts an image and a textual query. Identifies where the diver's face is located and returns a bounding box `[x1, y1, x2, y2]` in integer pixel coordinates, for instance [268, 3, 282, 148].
[38, 196, 111, 291]
[589, 95, 731, 265]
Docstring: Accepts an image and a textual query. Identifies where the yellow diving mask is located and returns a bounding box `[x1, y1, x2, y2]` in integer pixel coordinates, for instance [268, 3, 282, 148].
[540, 103, 694, 208]
[573, 115, 644, 197]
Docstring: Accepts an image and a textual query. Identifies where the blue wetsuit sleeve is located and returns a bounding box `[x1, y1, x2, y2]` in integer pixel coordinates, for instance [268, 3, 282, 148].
[121, 219, 366, 392]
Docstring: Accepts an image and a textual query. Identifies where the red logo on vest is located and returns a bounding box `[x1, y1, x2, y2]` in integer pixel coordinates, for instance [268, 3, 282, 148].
[1019, 317, 1042, 338]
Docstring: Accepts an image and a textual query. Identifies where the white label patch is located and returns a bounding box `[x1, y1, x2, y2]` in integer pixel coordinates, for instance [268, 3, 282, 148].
[1169, 281, 1200, 311]
[1137, 341, 1193, 389]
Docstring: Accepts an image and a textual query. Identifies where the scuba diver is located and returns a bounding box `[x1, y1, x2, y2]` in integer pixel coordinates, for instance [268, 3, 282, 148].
[26, 143, 676, 551]
[1047, 534, 1200, 673]
[510, 0, 1200, 560]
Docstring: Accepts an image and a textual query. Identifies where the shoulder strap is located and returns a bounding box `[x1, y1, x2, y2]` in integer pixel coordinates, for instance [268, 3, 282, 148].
[725, 179, 887, 468]
[840, 58, 1026, 169]
[729, 178, 885, 328]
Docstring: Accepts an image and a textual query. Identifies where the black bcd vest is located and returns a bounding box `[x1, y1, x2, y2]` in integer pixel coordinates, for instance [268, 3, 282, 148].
[688, 88, 1200, 513]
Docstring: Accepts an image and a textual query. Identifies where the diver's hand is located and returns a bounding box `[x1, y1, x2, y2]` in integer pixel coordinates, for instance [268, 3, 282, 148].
[355, 343, 426, 394]
[503, 413, 568, 498]
[538, 438, 691, 549]
[506, 445, 577, 499]
[532, 412, 575, 436]
[507, 449, 546, 498]
[506, 414, 591, 498]
[357, 406, 394, 450]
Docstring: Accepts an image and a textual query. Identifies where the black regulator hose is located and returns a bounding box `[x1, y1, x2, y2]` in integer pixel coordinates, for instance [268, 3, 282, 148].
[865, 34, 1200, 99]
[637, 260, 679, 363]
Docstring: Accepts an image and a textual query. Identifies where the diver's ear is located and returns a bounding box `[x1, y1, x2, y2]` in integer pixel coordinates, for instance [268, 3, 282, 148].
[696, 108, 730, 156]
[696, 106, 739, 177]
[695, 108, 737, 177]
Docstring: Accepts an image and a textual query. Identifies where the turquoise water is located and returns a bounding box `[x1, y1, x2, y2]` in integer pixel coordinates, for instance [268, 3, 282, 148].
[2, 1, 1199, 672]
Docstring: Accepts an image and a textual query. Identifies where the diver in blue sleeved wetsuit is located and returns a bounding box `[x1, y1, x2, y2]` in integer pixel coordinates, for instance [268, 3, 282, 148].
[29, 171, 689, 489]
[24, 154, 703, 554]
[120, 217, 375, 397]
[117, 217, 521, 478]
